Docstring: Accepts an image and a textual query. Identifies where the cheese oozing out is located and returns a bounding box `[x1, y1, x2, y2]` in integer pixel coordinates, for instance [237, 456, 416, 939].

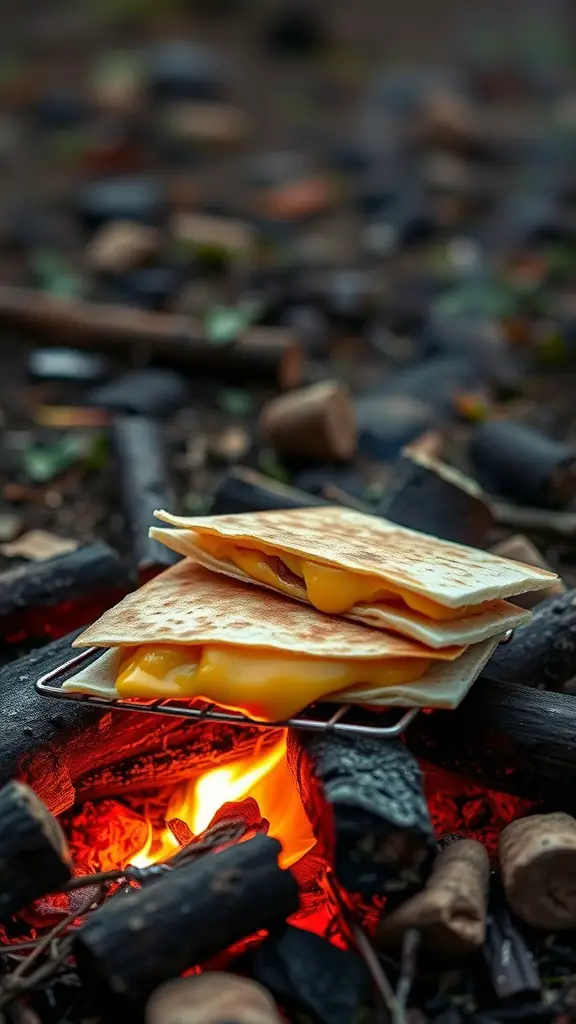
[116, 643, 432, 722]
[194, 535, 493, 620]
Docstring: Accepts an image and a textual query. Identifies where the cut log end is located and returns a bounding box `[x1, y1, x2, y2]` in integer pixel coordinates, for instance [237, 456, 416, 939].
[500, 812, 576, 930]
[259, 380, 357, 461]
[146, 973, 282, 1024]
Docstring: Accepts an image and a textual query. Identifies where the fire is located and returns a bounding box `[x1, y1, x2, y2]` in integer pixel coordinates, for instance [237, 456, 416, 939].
[131, 735, 315, 870]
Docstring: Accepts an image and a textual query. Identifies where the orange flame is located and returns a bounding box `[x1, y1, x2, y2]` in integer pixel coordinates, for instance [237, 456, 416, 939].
[131, 735, 315, 870]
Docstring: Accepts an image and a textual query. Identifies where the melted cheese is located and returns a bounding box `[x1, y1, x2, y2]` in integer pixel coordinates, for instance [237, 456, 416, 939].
[116, 644, 431, 722]
[196, 535, 489, 620]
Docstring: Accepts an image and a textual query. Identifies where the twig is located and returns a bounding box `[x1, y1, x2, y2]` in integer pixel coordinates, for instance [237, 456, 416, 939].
[393, 929, 421, 1024]
[325, 870, 395, 1023]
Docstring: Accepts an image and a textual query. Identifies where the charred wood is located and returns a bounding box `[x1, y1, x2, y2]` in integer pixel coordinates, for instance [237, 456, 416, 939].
[0, 781, 72, 923]
[74, 834, 299, 1007]
[287, 730, 434, 897]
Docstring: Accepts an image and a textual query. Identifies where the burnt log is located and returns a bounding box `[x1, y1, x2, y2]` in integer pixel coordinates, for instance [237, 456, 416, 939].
[406, 676, 576, 806]
[211, 467, 328, 515]
[235, 925, 372, 1024]
[111, 416, 179, 573]
[73, 834, 299, 1007]
[376, 448, 494, 546]
[0, 540, 131, 647]
[470, 420, 576, 509]
[146, 974, 283, 1024]
[487, 589, 576, 690]
[0, 286, 303, 389]
[483, 881, 541, 1003]
[0, 781, 72, 922]
[287, 730, 434, 896]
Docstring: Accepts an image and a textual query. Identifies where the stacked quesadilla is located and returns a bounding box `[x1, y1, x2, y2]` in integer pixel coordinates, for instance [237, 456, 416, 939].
[63, 506, 558, 722]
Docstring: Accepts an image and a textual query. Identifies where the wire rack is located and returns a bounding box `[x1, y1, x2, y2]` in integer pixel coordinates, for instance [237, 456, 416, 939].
[35, 646, 420, 739]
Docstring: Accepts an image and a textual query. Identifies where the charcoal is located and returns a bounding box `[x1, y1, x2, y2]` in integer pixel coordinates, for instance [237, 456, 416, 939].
[0, 781, 72, 923]
[75, 176, 166, 233]
[470, 420, 576, 508]
[27, 347, 109, 384]
[483, 881, 541, 1002]
[377, 448, 494, 545]
[288, 730, 435, 896]
[112, 415, 178, 570]
[355, 394, 436, 462]
[0, 540, 129, 626]
[74, 834, 298, 1008]
[246, 149, 310, 189]
[211, 467, 327, 515]
[87, 368, 189, 417]
[147, 41, 226, 102]
[487, 587, 576, 690]
[379, 357, 481, 417]
[235, 925, 372, 1024]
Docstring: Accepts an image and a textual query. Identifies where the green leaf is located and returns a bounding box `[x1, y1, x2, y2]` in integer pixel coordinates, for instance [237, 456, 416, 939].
[22, 433, 102, 483]
[216, 388, 255, 417]
[204, 299, 262, 347]
[257, 449, 291, 484]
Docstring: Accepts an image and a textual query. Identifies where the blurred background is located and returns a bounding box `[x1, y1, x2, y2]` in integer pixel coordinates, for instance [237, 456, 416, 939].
[0, 0, 575, 628]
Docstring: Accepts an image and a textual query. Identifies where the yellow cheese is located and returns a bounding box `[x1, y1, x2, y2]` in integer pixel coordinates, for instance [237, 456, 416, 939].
[196, 535, 487, 620]
[116, 643, 431, 722]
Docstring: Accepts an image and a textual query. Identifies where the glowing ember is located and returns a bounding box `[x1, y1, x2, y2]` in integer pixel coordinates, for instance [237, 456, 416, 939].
[132, 735, 315, 870]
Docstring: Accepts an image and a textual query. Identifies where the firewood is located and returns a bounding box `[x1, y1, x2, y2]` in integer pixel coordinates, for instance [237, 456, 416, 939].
[0, 286, 303, 389]
[287, 730, 434, 897]
[111, 416, 178, 573]
[146, 973, 282, 1024]
[211, 467, 328, 515]
[0, 540, 130, 642]
[470, 419, 576, 509]
[73, 834, 299, 1007]
[377, 839, 490, 953]
[258, 381, 357, 463]
[406, 674, 576, 806]
[377, 447, 494, 546]
[0, 781, 72, 922]
[487, 588, 576, 689]
[500, 813, 576, 930]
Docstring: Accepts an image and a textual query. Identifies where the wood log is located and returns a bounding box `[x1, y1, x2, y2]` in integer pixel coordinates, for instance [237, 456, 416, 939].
[470, 420, 576, 509]
[486, 588, 576, 689]
[111, 416, 179, 572]
[499, 813, 576, 930]
[0, 287, 303, 389]
[258, 381, 357, 463]
[491, 502, 576, 541]
[406, 674, 576, 806]
[287, 730, 434, 897]
[377, 839, 490, 953]
[376, 447, 494, 546]
[146, 974, 282, 1024]
[210, 467, 328, 515]
[0, 781, 72, 922]
[0, 540, 131, 645]
[234, 924, 371, 1024]
[73, 834, 299, 1007]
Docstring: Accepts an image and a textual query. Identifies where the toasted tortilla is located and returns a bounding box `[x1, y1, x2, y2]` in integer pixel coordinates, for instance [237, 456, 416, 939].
[152, 506, 557, 605]
[149, 520, 535, 648]
[64, 632, 498, 713]
[73, 557, 462, 661]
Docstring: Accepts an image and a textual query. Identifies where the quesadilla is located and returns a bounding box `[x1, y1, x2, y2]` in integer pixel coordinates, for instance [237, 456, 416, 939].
[63, 559, 498, 721]
[148, 506, 555, 648]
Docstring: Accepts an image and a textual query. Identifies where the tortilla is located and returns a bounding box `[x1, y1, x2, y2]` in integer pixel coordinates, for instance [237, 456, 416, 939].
[148, 504, 549, 646]
[65, 558, 499, 718]
[63, 633, 498, 713]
